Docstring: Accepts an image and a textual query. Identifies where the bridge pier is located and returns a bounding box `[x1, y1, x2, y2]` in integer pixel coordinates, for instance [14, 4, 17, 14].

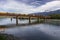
[29, 16, 31, 24]
[37, 17, 40, 23]
[11, 18, 12, 22]
[16, 16, 18, 25]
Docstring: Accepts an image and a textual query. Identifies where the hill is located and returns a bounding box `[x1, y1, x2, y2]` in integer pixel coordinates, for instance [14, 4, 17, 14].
[32, 10, 60, 16]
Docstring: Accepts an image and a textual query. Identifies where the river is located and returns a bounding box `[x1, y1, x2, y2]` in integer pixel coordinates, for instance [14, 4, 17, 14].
[0, 18, 60, 40]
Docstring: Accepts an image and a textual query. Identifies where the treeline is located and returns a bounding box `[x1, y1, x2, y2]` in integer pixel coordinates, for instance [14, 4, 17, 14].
[49, 14, 60, 19]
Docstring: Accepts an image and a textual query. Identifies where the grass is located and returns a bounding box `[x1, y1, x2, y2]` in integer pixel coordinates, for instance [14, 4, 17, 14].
[0, 34, 20, 40]
[0, 35, 6, 40]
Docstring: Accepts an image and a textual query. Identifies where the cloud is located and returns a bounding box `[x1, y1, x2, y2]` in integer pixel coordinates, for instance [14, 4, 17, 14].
[0, 0, 35, 14]
[0, 0, 60, 14]
[31, 1, 42, 6]
[34, 1, 60, 12]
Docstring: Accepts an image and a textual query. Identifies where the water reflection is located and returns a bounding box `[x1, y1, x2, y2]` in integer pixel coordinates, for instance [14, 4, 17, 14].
[0, 18, 36, 25]
[3, 24, 60, 40]
[0, 18, 60, 40]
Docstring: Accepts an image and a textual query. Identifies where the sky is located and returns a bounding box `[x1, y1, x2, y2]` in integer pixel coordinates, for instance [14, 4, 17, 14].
[0, 0, 60, 14]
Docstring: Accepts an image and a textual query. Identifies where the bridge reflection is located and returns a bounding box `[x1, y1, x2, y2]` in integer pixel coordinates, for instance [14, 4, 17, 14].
[0, 12, 51, 25]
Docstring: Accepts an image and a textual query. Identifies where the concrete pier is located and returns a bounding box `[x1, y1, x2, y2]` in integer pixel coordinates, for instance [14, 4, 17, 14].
[29, 16, 31, 24]
[16, 16, 18, 25]
[11, 18, 12, 22]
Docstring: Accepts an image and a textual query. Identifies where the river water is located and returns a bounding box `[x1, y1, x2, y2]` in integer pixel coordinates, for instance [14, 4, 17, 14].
[0, 18, 60, 40]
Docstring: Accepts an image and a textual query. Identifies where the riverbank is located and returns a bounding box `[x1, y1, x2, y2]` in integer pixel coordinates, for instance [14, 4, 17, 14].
[0, 33, 21, 40]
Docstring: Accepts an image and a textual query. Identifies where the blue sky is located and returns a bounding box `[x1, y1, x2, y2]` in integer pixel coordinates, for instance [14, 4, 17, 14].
[0, 0, 60, 14]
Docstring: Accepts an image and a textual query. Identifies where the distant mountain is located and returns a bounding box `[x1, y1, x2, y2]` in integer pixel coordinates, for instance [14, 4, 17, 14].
[32, 10, 60, 16]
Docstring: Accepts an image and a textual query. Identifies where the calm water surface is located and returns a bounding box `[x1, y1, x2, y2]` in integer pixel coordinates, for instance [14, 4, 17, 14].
[0, 18, 60, 40]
